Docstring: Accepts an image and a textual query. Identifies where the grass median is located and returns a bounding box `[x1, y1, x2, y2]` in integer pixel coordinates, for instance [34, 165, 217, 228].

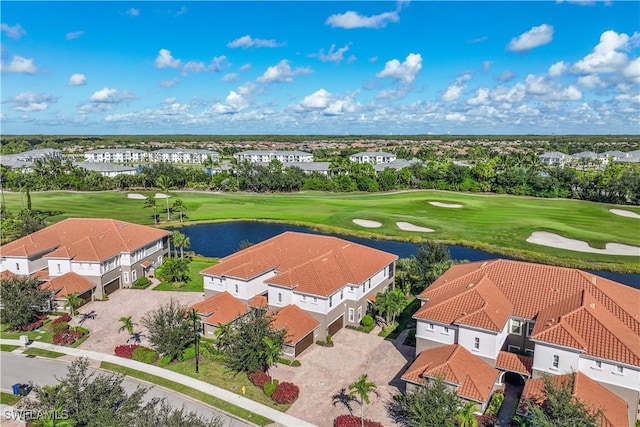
[23, 348, 65, 358]
[4, 190, 639, 272]
[100, 361, 273, 426]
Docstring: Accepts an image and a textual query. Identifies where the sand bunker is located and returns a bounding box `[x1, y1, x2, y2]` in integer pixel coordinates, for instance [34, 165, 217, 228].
[396, 222, 434, 232]
[352, 219, 382, 228]
[155, 193, 170, 199]
[610, 209, 640, 219]
[429, 202, 463, 208]
[526, 231, 640, 256]
[127, 193, 147, 199]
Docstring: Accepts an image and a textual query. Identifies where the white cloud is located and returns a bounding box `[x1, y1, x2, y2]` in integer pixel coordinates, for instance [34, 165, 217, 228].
[66, 31, 84, 40]
[375, 53, 422, 84]
[68, 73, 86, 86]
[1, 55, 36, 74]
[467, 88, 491, 105]
[577, 74, 604, 89]
[548, 61, 568, 77]
[9, 92, 54, 112]
[165, 97, 177, 104]
[210, 56, 229, 72]
[125, 8, 139, 17]
[376, 87, 409, 100]
[445, 112, 466, 121]
[211, 90, 251, 114]
[483, 61, 492, 73]
[175, 6, 188, 16]
[222, 73, 238, 82]
[182, 61, 206, 73]
[313, 43, 352, 63]
[442, 73, 471, 102]
[239, 63, 252, 72]
[524, 74, 549, 95]
[89, 87, 132, 103]
[507, 24, 554, 52]
[1, 23, 26, 39]
[368, 56, 379, 63]
[572, 30, 634, 74]
[491, 83, 526, 103]
[256, 60, 312, 83]
[182, 56, 228, 75]
[300, 89, 333, 109]
[622, 57, 640, 84]
[549, 85, 583, 101]
[227, 35, 283, 49]
[497, 70, 516, 81]
[160, 78, 179, 88]
[155, 49, 181, 69]
[297, 89, 356, 115]
[325, 10, 399, 29]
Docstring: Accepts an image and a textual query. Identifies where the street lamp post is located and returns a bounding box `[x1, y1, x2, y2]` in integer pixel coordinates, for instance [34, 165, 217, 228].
[192, 308, 200, 374]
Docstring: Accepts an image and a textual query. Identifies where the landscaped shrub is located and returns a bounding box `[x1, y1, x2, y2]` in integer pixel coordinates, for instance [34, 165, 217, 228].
[73, 326, 90, 335]
[52, 330, 83, 346]
[271, 381, 299, 405]
[485, 390, 504, 416]
[157, 354, 172, 367]
[361, 314, 375, 328]
[249, 371, 271, 388]
[132, 277, 152, 289]
[19, 319, 44, 332]
[291, 359, 301, 367]
[52, 321, 69, 334]
[334, 415, 384, 427]
[277, 357, 292, 365]
[132, 346, 159, 364]
[476, 414, 497, 427]
[263, 380, 279, 398]
[178, 346, 196, 361]
[52, 314, 71, 325]
[326, 334, 333, 345]
[114, 344, 139, 359]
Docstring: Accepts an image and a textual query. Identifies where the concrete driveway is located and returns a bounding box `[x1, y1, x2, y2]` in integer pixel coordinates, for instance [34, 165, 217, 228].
[270, 327, 416, 427]
[70, 288, 204, 354]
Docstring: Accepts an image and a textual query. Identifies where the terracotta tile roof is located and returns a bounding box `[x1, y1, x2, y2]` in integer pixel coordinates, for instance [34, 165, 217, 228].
[31, 270, 50, 281]
[269, 304, 320, 344]
[0, 218, 170, 262]
[248, 294, 268, 309]
[401, 344, 499, 403]
[141, 260, 152, 268]
[201, 232, 397, 297]
[519, 372, 628, 427]
[0, 270, 17, 280]
[416, 259, 640, 365]
[40, 272, 95, 298]
[188, 291, 249, 326]
[495, 351, 533, 376]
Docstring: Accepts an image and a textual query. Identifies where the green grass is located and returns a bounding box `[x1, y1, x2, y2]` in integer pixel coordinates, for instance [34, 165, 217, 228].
[23, 348, 65, 358]
[153, 255, 218, 292]
[4, 190, 640, 272]
[0, 344, 19, 352]
[100, 361, 273, 426]
[0, 325, 53, 343]
[0, 391, 22, 405]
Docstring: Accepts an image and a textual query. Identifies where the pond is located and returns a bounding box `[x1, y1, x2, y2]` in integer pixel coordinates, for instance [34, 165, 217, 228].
[176, 221, 640, 289]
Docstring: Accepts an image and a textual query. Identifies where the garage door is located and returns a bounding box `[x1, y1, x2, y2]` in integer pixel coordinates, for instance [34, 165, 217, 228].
[328, 316, 343, 336]
[78, 289, 93, 305]
[295, 332, 314, 356]
[103, 278, 121, 295]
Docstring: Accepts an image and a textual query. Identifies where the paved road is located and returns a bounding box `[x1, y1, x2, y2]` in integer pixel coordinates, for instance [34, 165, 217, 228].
[0, 352, 250, 427]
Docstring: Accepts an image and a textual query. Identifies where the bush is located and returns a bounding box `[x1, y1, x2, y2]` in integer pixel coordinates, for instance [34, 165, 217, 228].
[361, 314, 375, 328]
[52, 314, 71, 325]
[132, 346, 159, 364]
[476, 414, 497, 427]
[114, 344, 139, 359]
[326, 334, 333, 345]
[19, 319, 44, 332]
[248, 371, 272, 388]
[132, 277, 152, 289]
[178, 346, 196, 361]
[52, 330, 83, 346]
[73, 326, 90, 335]
[157, 354, 172, 367]
[334, 415, 384, 427]
[485, 390, 505, 416]
[263, 380, 279, 398]
[277, 357, 292, 365]
[291, 359, 301, 367]
[52, 321, 69, 334]
[271, 381, 299, 405]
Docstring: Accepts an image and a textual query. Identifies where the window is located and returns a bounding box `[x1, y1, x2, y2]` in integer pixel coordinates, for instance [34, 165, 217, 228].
[234, 284, 238, 294]
[132, 270, 137, 281]
[527, 321, 535, 337]
[510, 319, 523, 335]
[552, 355, 559, 369]
[278, 293, 282, 304]
[349, 286, 354, 292]
[340, 290, 344, 300]
[301, 295, 307, 302]
[312, 297, 318, 305]
[615, 365, 624, 374]
[593, 360, 602, 370]
[368, 280, 371, 289]
[442, 326, 450, 335]
[525, 349, 535, 357]
[473, 337, 480, 351]
[427, 323, 435, 331]
[357, 306, 362, 321]
[348, 308, 354, 323]
[123, 272, 129, 284]
[57, 264, 61, 273]
[15, 263, 19, 271]
[329, 296, 333, 308]
[508, 345, 520, 353]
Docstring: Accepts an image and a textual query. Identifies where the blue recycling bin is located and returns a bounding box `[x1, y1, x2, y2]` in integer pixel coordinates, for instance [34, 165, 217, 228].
[12, 383, 21, 395]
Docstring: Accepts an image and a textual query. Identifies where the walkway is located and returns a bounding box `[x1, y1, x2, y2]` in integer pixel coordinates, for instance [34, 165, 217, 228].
[0, 339, 316, 427]
[496, 383, 523, 427]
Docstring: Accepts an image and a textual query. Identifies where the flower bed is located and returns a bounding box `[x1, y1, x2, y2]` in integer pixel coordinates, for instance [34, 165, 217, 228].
[19, 319, 44, 332]
[114, 344, 139, 359]
[52, 314, 72, 325]
[334, 415, 384, 427]
[53, 330, 84, 346]
[271, 381, 299, 405]
[248, 370, 271, 388]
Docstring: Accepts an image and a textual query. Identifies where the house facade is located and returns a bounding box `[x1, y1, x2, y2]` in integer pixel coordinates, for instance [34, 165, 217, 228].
[349, 151, 397, 165]
[0, 218, 171, 299]
[84, 148, 148, 163]
[234, 150, 314, 163]
[83, 148, 219, 164]
[407, 259, 639, 424]
[200, 232, 397, 340]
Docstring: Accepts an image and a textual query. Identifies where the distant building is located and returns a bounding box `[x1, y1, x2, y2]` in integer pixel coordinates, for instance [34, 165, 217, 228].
[0, 148, 62, 171]
[234, 150, 313, 163]
[349, 151, 396, 165]
[84, 148, 147, 163]
[539, 151, 570, 166]
[148, 148, 218, 164]
[255, 161, 331, 175]
[373, 158, 419, 172]
[75, 161, 137, 177]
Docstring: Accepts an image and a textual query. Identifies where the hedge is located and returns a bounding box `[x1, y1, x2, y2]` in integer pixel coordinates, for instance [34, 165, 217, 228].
[114, 344, 139, 359]
[271, 382, 299, 405]
[248, 371, 271, 388]
[263, 380, 279, 398]
[132, 346, 159, 364]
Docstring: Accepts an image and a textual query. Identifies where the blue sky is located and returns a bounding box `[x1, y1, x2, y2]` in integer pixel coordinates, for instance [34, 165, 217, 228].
[1, 1, 639, 135]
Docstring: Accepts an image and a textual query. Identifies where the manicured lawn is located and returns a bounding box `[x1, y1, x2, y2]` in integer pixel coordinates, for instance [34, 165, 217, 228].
[4, 190, 639, 272]
[0, 344, 19, 352]
[100, 361, 273, 426]
[23, 348, 65, 358]
[153, 256, 218, 292]
[0, 391, 22, 406]
[0, 325, 53, 344]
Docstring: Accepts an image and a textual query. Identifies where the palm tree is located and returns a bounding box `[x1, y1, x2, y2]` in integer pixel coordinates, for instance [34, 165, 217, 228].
[118, 316, 137, 336]
[143, 197, 158, 225]
[64, 292, 83, 317]
[348, 374, 378, 427]
[180, 236, 190, 259]
[172, 198, 188, 222]
[156, 175, 172, 221]
[214, 322, 232, 351]
[456, 401, 479, 427]
[171, 231, 189, 258]
[262, 336, 281, 382]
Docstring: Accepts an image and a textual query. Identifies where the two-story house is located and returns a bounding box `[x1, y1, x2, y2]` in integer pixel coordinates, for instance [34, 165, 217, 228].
[200, 231, 397, 340]
[0, 218, 171, 301]
[407, 259, 639, 424]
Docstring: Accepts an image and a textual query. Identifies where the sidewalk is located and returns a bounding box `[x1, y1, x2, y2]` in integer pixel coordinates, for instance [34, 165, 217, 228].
[1, 339, 316, 427]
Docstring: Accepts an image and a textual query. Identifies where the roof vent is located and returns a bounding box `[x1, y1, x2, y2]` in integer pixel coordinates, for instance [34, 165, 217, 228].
[480, 262, 488, 268]
[591, 276, 597, 284]
[467, 283, 474, 288]
[589, 303, 596, 309]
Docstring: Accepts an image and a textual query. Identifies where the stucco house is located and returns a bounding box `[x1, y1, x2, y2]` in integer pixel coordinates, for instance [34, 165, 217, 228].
[270, 304, 320, 360]
[349, 151, 397, 165]
[188, 291, 250, 337]
[234, 150, 314, 163]
[405, 259, 639, 424]
[200, 231, 398, 340]
[0, 218, 171, 299]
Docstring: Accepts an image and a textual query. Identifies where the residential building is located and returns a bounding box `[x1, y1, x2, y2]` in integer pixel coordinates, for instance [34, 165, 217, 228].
[84, 148, 147, 163]
[148, 148, 219, 164]
[75, 161, 138, 177]
[0, 148, 62, 171]
[0, 218, 171, 300]
[200, 231, 397, 339]
[539, 151, 571, 166]
[234, 150, 314, 163]
[349, 151, 396, 165]
[407, 259, 639, 423]
[270, 304, 320, 360]
[254, 161, 331, 175]
[188, 291, 250, 336]
[373, 158, 419, 172]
